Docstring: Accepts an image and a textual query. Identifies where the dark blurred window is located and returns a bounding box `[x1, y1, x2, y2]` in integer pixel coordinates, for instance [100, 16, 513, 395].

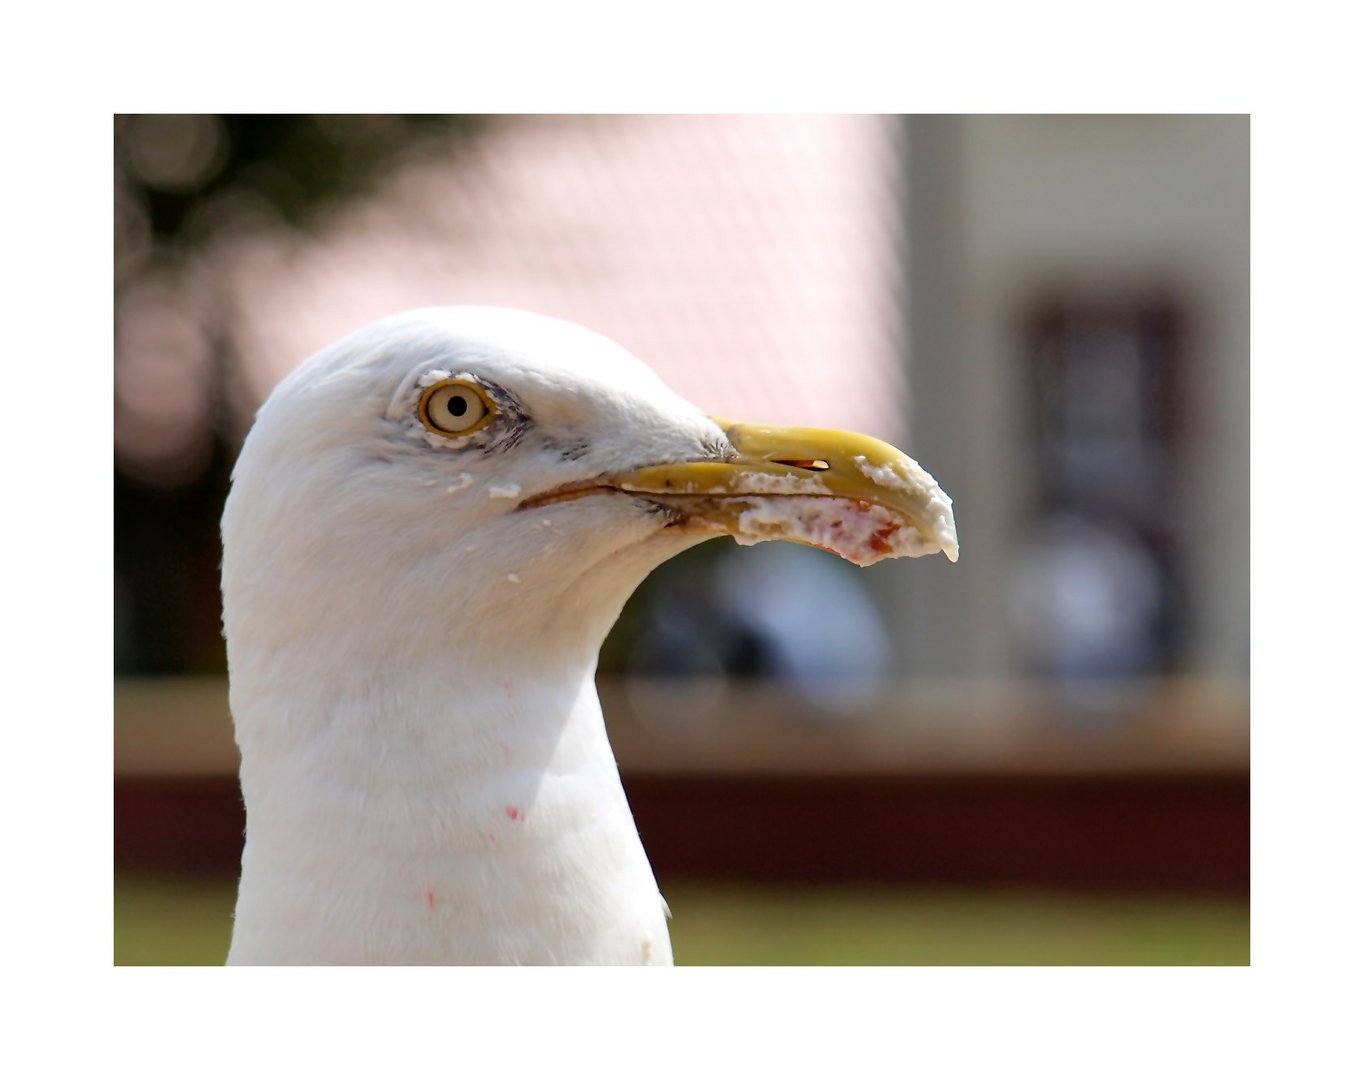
[1011, 295, 1189, 684]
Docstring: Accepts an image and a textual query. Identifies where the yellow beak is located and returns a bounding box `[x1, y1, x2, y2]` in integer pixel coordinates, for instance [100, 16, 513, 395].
[609, 419, 958, 566]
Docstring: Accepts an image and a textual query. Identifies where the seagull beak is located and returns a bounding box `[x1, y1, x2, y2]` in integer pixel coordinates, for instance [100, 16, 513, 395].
[609, 419, 959, 564]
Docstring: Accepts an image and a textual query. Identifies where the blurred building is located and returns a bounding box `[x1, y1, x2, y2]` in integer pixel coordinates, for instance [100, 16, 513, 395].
[897, 115, 1248, 700]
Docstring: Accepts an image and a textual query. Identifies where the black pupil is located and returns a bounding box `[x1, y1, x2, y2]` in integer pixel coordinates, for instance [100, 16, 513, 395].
[447, 394, 469, 418]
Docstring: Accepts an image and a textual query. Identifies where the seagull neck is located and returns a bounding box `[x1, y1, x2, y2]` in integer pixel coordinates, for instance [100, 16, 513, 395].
[224, 529, 686, 961]
[233, 633, 607, 773]
[229, 646, 648, 962]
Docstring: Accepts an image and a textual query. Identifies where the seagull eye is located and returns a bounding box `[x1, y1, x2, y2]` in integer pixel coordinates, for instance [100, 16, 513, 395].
[419, 380, 495, 437]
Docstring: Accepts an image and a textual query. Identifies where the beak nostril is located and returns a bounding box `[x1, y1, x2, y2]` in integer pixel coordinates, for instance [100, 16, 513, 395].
[773, 458, 831, 472]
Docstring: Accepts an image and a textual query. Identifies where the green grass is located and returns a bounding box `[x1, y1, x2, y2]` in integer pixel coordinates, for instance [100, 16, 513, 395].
[114, 873, 1248, 966]
[115, 873, 238, 966]
[666, 884, 1248, 965]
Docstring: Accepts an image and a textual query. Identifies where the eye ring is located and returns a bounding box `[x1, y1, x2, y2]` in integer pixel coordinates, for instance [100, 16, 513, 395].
[418, 379, 496, 437]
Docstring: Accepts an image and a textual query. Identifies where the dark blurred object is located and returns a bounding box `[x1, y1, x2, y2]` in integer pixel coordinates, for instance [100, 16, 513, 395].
[1011, 295, 1189, 695]
[115, 769, 1248, 894]
[612, 543, 891, 712]
[116, 115, 477, 250]
[114, 115, 480, 674]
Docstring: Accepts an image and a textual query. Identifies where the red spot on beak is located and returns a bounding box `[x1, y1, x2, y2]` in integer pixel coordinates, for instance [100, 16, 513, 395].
[869, 523, 899, 555]
[425, 889, 435, 911]
[505, 805, 521, 821]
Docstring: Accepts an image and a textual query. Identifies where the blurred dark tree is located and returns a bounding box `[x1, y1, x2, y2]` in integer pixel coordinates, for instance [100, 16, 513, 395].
[114, 115, 484, 675]
[117, 115, 481, 244]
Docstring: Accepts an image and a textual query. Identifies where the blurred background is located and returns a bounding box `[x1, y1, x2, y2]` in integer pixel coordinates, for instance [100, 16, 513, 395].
[113, 114, 1249, 964]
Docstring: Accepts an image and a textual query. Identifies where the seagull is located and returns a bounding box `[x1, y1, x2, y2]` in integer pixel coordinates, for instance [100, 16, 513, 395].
[221, 306, 957, 964]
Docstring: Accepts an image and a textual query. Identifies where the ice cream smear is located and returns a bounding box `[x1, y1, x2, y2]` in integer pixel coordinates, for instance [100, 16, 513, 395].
[704, 431, 960, 567]
[731, 492, 956, 566]
[608, 420, 958, 567]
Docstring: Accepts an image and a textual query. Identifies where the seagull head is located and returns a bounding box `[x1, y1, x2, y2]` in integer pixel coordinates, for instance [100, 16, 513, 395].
[223, 306, 956, 673]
